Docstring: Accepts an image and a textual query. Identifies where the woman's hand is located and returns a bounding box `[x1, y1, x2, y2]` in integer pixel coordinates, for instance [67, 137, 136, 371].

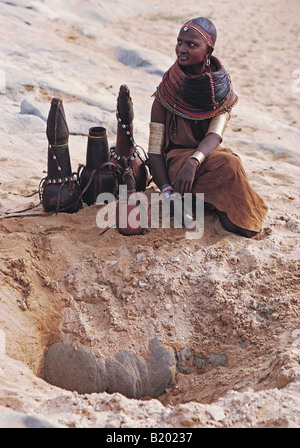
[173, 157, 198, 196]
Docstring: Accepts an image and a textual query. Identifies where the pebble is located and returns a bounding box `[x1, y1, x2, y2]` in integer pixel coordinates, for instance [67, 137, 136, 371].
[194, 352, 228, 370]
[229, 255, 239, 264]
[106, 260, 117, 266]
[209, 353, 228, 368]
[176, 347, 192, 374]
[17, 298, 28, 311]
[207, 405, 225, 422]
[178, 417, 194, 427]
[249, 299, 258, 310]
[136, 253, 146, 262]
[209, 250, 218, 259]
[287, 218, 300, 233]
[138, 280, 147, 287]
[276, 215, 289, 221]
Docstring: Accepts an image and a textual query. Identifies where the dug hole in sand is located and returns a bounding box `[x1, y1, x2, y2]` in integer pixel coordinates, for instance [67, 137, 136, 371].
[0, 0, 300, 428]
[1, 193, 299, 427]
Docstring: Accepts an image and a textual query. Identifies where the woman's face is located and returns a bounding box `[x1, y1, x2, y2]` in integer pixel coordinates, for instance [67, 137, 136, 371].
[176, 27, 209, 74]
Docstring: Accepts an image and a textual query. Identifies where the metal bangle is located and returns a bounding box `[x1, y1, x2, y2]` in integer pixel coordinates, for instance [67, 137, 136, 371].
[189, 151, 205, 165]
[205, 112, 230, 139]
[148, 122, 165, 155]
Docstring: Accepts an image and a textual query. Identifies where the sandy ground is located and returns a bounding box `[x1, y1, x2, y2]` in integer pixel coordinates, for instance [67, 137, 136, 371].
[0, 0, 299, 428]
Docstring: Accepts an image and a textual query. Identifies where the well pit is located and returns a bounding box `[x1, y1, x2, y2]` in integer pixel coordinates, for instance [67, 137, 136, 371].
[0, 206, 299, 423]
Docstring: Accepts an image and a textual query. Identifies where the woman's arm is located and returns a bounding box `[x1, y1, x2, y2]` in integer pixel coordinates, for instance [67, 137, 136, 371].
[151, 98, 166, 124]
[148, 100, 171, 191]
[174, 113, 230, 195]
[173, 132, 221, 195]
[148, 102, 227, 196]
[195, 132, 222, 158]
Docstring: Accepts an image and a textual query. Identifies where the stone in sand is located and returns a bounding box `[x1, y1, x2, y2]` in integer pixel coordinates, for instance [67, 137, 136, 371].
[44, 339, 176, 399]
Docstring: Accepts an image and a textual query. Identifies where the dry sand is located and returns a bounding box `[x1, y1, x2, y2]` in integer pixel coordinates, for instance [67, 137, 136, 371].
[0, 0, 299, 428]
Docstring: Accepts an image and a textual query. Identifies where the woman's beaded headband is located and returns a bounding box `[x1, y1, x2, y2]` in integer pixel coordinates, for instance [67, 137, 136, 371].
[183, 21, 215, 48]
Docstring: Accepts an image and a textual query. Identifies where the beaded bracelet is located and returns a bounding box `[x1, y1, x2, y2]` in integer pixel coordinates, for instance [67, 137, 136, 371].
[161, 185, 174, 193]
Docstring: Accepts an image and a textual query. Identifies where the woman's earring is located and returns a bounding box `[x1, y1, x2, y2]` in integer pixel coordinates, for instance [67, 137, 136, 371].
[206, 56, 211, 67]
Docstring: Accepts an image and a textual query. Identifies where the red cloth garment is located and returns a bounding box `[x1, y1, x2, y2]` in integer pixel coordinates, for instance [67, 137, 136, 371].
[164, 111, 268, 233]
